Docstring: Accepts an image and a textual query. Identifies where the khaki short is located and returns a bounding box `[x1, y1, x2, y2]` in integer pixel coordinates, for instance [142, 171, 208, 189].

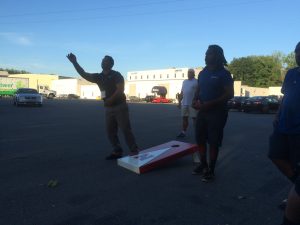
[181, 105, 197, 118]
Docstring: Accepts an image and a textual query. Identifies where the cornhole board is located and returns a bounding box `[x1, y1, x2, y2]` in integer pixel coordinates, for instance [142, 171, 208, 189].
[117, 140, 198, 174]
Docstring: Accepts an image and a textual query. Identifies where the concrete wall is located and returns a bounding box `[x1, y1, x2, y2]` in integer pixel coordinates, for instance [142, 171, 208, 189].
[234, 81, 242, 96]
[269, 86, 282, 96]
[51, 79, 79, 96]
[81, 85, 100, 99]
[241, 85, 283, 97]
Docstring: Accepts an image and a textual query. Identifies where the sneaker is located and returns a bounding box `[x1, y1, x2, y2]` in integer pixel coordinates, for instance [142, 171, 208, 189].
[176, 132, 186, 138]
[192, 164, 208, 175]
[201, 169, 215, 182]
[105, 152, 123, 160]
[278, 199, 287, 210]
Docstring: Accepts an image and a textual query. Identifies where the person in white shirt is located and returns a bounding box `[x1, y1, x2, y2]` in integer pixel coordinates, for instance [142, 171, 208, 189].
[177, 69, 200, 163]
[177, 68, 198, 138]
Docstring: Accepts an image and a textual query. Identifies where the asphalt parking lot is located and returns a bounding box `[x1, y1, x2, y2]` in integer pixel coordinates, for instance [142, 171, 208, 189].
[0, 98, 291, 225]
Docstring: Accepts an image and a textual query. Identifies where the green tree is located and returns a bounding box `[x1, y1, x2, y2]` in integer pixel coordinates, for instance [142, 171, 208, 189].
[0, 68, 31, 74]
[283, 52, 296, 70]
[228, 55, 282, 87]
[272, 51, 296, 79]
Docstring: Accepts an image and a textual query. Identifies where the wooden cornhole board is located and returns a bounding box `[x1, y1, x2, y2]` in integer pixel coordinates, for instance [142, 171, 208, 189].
[117, 140, 198, 174]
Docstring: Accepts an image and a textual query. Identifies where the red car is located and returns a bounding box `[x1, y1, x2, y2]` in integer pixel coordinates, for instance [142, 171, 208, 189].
[151, 97, 172, 103]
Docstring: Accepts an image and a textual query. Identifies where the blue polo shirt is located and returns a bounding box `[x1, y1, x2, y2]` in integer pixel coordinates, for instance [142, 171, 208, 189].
[197, 67, 233, 110]
[277, 67, 300, 134]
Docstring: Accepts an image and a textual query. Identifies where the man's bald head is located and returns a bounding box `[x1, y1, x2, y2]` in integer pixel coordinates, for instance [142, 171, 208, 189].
[188, 69, 195, 80]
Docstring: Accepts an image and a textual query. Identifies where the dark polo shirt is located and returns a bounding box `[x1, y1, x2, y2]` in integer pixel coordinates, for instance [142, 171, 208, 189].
[197, 67, 233, 111]
[89, 70, 126, 106]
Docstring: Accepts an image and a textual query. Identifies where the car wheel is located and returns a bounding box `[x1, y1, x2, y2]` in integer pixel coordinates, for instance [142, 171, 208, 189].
[48, 94, 54, 99]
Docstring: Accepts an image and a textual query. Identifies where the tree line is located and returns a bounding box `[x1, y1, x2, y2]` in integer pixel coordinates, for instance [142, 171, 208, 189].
[228, 51, 297, 87]
[0, 68, 30, 74]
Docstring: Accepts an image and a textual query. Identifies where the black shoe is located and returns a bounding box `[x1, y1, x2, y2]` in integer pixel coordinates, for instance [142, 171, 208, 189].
[192, 164, 208, 175]
[105, 152, 123, 160]
[176, 132, 186, 138]
[201, 169, 215, 182]
[278, 199, 287, 210]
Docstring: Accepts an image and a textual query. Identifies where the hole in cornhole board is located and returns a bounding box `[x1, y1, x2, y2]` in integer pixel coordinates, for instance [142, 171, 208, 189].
[171, 144, 180, 147]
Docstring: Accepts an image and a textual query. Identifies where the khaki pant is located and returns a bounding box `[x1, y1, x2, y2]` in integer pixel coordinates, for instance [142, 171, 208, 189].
[105, 102, 138, 153]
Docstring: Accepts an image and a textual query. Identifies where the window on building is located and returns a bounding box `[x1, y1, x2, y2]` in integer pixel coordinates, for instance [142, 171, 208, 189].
[130, 76, 131, 80]
[153, 75, 155, 79]
[160, 74, 162, 79]
[141, 75, 142, 79]
[167, 74, 169, 78]
[135, 76, 137, 79]
[182, 73, 185, 78]
[174, 74, 176, 78]
[147, 75, 149, 79]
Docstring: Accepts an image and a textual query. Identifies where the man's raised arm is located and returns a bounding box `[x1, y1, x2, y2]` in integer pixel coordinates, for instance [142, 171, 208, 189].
[66, 53, 97, 83]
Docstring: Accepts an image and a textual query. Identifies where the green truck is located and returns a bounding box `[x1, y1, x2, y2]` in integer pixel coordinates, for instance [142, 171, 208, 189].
[0, 77, 29, 96]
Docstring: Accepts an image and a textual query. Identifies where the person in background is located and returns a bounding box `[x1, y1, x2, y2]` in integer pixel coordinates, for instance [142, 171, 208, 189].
[177, 69, 198, 138]
[176, 68, 201, 164]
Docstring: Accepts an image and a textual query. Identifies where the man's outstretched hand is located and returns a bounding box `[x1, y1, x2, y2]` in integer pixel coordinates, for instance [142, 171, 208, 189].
[66, 53, 77, 64]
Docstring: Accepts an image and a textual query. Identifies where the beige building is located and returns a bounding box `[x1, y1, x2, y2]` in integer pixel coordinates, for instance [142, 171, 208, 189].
[8, 74, 59, 89]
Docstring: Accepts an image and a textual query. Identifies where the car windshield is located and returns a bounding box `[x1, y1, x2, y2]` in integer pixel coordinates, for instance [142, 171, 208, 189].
[18, 89, 38, 94]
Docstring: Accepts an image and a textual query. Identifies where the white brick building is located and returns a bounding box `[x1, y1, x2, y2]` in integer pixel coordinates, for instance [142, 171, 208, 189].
[126, 67, 202, 100]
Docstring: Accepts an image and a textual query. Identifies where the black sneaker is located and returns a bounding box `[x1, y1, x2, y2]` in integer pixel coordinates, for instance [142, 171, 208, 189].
[201, 169, 215, 182]
[192, 164, 208, 175]
[278, 199, 287, 210]
[176, 132, 186, 138]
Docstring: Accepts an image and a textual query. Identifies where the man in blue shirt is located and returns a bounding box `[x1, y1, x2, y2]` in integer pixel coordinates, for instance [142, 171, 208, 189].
[268, 42, 300, 225]
[192, 45, 234, 182]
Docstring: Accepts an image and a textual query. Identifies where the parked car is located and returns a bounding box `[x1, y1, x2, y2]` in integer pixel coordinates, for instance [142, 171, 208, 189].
[37, 85, 56, 99]
[143, 95, 155, 103]
[13, 88, 43, 106]
[227, 96, 249, 111]
[128, 96, 141, 102]
[242, 96, 279, 113]
[67, 94, 80, 99]
[151, 97, 172, 103]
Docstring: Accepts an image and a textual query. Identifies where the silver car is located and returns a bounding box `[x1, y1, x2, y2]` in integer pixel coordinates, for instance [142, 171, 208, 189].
[14, 88, 43, 106]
